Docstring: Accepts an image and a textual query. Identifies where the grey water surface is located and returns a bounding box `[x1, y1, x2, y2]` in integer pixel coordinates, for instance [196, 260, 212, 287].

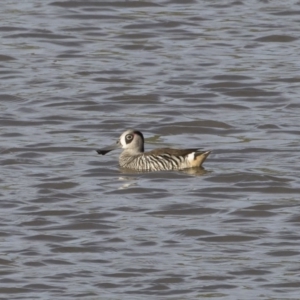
[1, 1, 300, 299]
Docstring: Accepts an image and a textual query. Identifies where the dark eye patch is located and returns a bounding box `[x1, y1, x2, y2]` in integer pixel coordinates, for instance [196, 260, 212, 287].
[125, 134, 133, 144]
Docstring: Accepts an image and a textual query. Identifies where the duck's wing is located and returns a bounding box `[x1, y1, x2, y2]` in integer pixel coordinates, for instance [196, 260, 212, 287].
[145, 148, 202, 157]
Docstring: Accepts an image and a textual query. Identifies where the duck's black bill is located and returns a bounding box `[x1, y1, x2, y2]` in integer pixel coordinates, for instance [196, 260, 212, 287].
[96, 149, 113, 155]
[96, 143, 119, 155]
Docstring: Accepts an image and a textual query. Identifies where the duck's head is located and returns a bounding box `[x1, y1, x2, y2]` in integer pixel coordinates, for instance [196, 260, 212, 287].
[96, 129, 144, 155]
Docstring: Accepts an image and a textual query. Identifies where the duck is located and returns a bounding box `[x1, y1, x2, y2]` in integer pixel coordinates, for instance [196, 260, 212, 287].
[96, 129, 210, 171]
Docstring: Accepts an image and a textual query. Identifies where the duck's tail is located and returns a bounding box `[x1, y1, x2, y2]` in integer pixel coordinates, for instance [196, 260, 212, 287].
[191, 150, 211, 167]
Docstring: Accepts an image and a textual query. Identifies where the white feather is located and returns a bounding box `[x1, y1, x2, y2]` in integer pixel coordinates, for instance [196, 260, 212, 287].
[187, 152, 195, 162]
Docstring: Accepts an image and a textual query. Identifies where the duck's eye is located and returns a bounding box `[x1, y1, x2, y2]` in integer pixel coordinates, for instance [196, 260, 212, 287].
[125, 134, 133, 142]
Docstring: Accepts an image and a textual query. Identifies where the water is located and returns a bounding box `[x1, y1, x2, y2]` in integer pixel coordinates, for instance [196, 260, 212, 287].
[1, 0, 300, 299]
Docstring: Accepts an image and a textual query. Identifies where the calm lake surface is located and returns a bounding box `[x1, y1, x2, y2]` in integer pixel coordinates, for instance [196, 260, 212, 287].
[1, 1, 300, 299]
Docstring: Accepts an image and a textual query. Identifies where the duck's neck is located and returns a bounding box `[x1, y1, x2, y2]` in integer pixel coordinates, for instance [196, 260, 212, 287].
[121, 148, 143, 157]
[119, 149, 143, 167]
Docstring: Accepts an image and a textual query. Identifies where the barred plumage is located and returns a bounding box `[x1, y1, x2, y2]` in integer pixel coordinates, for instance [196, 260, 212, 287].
[97, 129, 211, 171]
